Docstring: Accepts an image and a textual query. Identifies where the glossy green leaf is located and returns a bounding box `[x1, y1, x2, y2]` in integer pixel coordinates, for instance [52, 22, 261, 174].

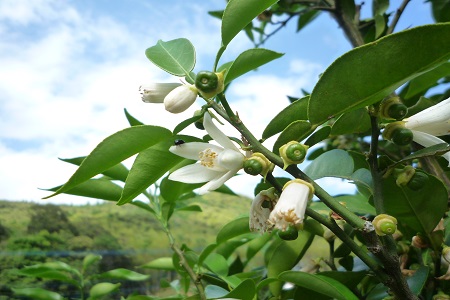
[45, 126, 170, 199]
[216, 216, 251, 244]
[117, 138, 185, 205]
[262, 96, 309, 139]
[145, 38, 196, 77]
[267, 232, 314, 295]
[224, 279, 255, 300]
[97, 268, 150, 281]
[383, 174, 447, 238]
[304, 149, 354, 180]
[88, 282, 121, 299]
[224, 48, 283, 84]
[331, 108, 371, 135]
[304, 125, 331, 147]
[124, 108, 144, 126]
[204, 253, 229, 277]
[221, 0, 278, 46]
[59, 156, 129, 182]
[309, 23, 450, 125]
[404, 62, 450, 99]
[12, 288, 64, 300]
[273, 120, 313, 154]
[140, 257, 175, 270]
[45, 179, 124, 202]
[83, 254, 102, 273]
[278, 271, 358, 300]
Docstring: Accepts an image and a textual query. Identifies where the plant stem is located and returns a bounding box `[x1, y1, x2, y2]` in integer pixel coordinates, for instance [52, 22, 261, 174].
[368, 115, 385, 214]
[331, 0, 364, 47]
[386, 0, 411, 35]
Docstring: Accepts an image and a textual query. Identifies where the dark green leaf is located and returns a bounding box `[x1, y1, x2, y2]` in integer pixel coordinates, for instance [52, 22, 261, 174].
[160, 176, 202, 202]
[297, 10, 321, 32]
[309, 24, 450, 125]
[145, 38, 196, 77]
[173, 116, 202, 134]
[44, 179, 124, 202]
[224, 279, 255, 300]
[59, 156, 129, 182]
[331, 108, 371, 135]
[216, 216, 251, 244]
[263, 96, 309, 139]
[224, 48, 283, 85]
[430, 0, 450, 22]
[221, 0, 279, 46]
[304, 149, 354, 180]
[45, 126, 170, 198]
[304, 126, 331, 147]
[124, 108, 144, 126]
[404, 62, 450, 99]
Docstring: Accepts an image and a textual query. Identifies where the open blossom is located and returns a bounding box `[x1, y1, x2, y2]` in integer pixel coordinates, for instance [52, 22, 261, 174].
[268, 179, 314, 231]
[168, 112, 245, 194]
[404, 96, 450, 164]
[249, 187, 278, 233]
[140, 83, 181, 103]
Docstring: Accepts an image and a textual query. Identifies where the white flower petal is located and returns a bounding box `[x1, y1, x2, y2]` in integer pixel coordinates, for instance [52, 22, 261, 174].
[217, 148, 245, 170]
[140, 83, 181, 103]
[198, 169, 237, 194]
[203, 112, 240, 152]
[405, 97, 450, 136]
[169, 142, 223, 160]
[249, 188, 278, 233]
[169, 163, 221, 183]
[411, 130, 450, 166]
[164, 85, 198, 114]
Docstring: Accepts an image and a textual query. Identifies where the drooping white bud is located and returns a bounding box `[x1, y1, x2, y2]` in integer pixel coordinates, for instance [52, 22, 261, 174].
[164, 84, 198, 114]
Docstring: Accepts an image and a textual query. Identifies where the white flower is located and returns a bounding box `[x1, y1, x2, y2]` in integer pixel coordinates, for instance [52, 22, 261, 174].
[168, 112, 245, 194]
[268, 179, 314, 231]
[404, 96, 450, 165]
[140, 83, 181, 103]
[249, 188, 278, 233]
[164, 84, 198, 114]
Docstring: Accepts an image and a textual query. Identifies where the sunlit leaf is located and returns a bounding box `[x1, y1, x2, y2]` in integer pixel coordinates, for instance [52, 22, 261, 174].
[216, 216, 251, 244]
[12, 288, 64, 300]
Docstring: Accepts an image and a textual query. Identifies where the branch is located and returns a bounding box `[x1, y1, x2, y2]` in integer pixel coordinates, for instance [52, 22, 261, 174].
[386, 0, 411, 35]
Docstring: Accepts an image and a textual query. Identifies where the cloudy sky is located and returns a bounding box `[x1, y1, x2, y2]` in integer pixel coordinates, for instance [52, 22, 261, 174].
[0, 0, 435, 204]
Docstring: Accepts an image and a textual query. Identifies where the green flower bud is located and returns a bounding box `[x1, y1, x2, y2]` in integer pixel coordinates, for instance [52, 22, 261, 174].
[279, 141, 309, 170]
[193, 110, 204, 130]
[277, 225, 298, 240]
[383, 122, 413, 146]
[379, 96, 408, 120]
[243, 153, 274, 179]
[407, 171, 429, 190]
[195, 70, 225, 99]
[372, 214, 397, 236]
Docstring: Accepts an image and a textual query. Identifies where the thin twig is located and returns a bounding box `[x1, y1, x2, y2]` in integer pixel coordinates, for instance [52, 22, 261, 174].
[386, 0, 411, 35]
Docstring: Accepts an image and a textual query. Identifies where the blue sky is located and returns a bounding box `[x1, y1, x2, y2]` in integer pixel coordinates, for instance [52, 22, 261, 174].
[0, 0, 436, 204]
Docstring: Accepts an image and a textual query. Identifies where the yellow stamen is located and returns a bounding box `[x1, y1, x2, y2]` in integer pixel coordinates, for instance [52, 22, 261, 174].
[199, 148, 218, 168]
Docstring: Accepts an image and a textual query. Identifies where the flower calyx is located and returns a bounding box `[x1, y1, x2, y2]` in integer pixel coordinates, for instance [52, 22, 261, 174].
[394, 165, 416, 187]
[372, 214, 397, 236]
[195, 70, 225, 99]
[277, 225, 299, 240]
[379, 96, 408, 120]
[279, 141, 309, 169]
[383, 121, 413, 146]
[243, 153, 274, 179]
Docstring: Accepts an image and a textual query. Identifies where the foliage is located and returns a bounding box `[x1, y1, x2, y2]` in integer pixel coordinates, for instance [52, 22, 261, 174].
[24, 0, 450, 299]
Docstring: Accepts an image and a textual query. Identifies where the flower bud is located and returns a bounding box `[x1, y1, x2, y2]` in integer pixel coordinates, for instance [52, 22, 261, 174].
[372, 214, 397, 236]
[407, 170, 429, 190]
[164, 84, 198, 114]
[193, 110, 205, 130]
[195, 70, 225, 99]
[140, 83, 181, 103]
[243, 153, 274, 178]
[277, 225, 299, 240]
[411, 235, 428, 248]
[379, 96, 408, 120]
[279, 141, 309, 170]
[383, 122, 413, 146]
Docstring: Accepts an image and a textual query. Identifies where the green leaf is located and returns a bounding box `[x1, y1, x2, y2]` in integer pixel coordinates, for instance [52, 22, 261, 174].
[374, 14, 386, 38]
[59, 156, 129, 182]
[124, 108, 144, 126]
[88, 282, 121, 299]
[224, 279, 256, 300]
[216, 216, 251, 244]
[304, 149, 354, 180]
[383, 174, 447, 238]
[267, 232, 314, 296]
[12, 288, 64, 300]
[97, 268, 150, 281]
[431, 0, 450, 22]
[44, 178, 124, 202]
[262, 96, 309, 139]
[273, 120, 313, 154]
[117, 138, 185, 205]
[173, 115, 202, 135]
[224, 48, 283, 84]
[297, 10, 321, 32]
[160, 176, 202, 202]
[408, 266, 429, 295]
[204, 285, 229, 299]
[221, 0, 278, 46]
[304, 126, 331, 147]
[140, 257, 175, 270]
[82, 254, 102, 273]
[331, 108, 371, 135]
[404, 62, 450, 99]
[45, 125, 171, 199]
[278, 271, 359, 300]
[204, 253, 229, 277]
[308, 23, 450, 125]
[145, 38, 196, 77]
[318, 271, 368, 290]
[372, 0, 389, 16]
